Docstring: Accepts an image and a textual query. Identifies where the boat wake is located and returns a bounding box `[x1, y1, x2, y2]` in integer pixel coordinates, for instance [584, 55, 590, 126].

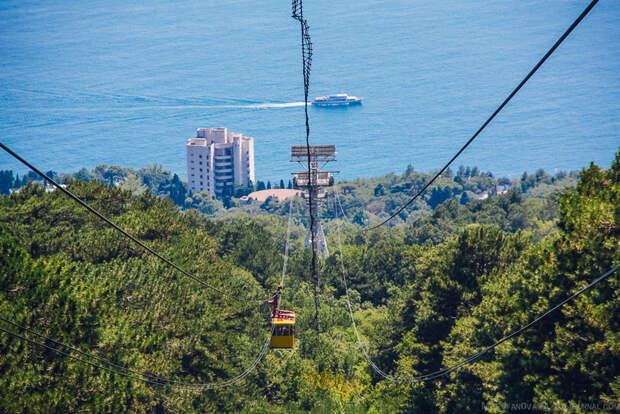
[5, 88, 308, 111]
[161, 102, 308, 110]
[242, 102, 307, 109]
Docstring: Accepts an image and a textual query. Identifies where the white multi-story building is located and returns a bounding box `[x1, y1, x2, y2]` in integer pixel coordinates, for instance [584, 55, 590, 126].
[186, 127, 255, 196]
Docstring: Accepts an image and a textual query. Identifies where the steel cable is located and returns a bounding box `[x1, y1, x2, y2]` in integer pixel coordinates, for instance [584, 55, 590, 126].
[365, 0, 599, 230]
[0, 325, 175, 387]
[333, 188, 619, 382]
[0, 196, 298, 389]
[0, 141, 272, 306]
[0, 316, 275, 390]
[280, 198, 295, 288]
[291, 0, 321, 332]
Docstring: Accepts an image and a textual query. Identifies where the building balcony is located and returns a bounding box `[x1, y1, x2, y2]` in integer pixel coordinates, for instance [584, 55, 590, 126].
[215, 181, 233, 187]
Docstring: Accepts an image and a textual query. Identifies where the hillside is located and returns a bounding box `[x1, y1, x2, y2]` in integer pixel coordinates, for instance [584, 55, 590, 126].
[1, 161, 579, 227]
[0, 152, 618, 412]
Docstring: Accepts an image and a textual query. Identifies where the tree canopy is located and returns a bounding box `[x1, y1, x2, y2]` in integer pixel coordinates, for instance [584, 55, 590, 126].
[1, 151, 618, 412]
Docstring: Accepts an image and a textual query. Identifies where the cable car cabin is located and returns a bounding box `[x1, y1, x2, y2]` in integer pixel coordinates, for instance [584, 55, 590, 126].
[271, 309, 295, 349]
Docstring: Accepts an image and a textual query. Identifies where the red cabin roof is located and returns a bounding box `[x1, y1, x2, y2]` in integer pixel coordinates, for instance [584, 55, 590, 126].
[272, 309, 295, 322]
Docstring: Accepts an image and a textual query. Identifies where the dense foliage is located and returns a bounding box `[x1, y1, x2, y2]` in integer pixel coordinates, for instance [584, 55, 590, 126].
[1, 152, 618, 412]
[1, 162, 577, 223]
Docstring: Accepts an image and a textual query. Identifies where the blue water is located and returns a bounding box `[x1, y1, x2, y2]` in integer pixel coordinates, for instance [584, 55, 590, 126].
[1, 0, 619, 183]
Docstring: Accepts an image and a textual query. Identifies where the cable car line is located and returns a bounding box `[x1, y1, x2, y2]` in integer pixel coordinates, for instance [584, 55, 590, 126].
[1, 0, 604, 396]
[269, 198, 297, 349]
[365, 0, 599, 231]
[0, 316, 173, 385]
[0, 141, 272, 306]
[414, 262, 620, 382]
[291, 0, 321, 332]
[0, 324, 173, 387]
[0, 200, 299, 388]
[333, 188, 619, 382]
[0, 314, 269, 387]
[415, 263, 620, 380]
[280, 199, 294, 288]
[0, 316, 275, 390]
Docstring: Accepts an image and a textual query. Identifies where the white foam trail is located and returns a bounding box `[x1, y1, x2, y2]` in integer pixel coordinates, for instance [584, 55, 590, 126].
[166, 102, 307, 109]
[138, 102, 307, 109]
[6, 102, 310, 114]
[136, 102, 308, 109]
[242, 102, 307, 109]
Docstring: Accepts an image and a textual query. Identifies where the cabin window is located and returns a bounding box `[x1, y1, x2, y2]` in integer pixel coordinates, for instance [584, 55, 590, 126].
[276, 325, 292, 336]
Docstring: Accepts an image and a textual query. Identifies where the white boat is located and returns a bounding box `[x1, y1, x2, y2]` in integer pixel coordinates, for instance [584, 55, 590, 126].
[312, 94, 362, 107]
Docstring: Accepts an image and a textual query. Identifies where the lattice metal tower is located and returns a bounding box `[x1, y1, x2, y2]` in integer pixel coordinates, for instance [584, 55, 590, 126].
[291, 145, 336, 258]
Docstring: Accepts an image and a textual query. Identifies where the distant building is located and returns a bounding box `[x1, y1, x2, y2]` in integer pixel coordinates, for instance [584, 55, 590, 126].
[186, 127, 255, 196]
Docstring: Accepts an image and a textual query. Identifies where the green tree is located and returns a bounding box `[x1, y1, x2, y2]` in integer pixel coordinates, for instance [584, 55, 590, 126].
[157, 173, 186, 205]
[0, 170, 14, 194]
[374, 184, 385, 197]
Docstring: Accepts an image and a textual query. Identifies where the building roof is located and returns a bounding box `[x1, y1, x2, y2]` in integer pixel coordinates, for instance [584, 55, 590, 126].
[244, 189, 301, 202]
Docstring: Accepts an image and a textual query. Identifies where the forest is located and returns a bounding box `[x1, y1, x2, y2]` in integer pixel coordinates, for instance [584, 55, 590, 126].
[0, 151, 618, 413]
[0, 160, 578, 223]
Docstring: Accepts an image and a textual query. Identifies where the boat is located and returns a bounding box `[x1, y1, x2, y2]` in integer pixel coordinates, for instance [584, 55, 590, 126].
[312, 94, 362, 107]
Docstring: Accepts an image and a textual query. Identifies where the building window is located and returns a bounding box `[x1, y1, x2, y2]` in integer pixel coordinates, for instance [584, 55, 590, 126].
[200, 181, 203, 185]
[199, 168, 203, 172]
[199, 161, 202, 165]
[199, 155, 202, 158]
[200, 175, 203, 178]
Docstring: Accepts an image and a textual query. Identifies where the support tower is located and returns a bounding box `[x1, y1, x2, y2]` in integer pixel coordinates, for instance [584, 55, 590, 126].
[291, 145, 336, 257]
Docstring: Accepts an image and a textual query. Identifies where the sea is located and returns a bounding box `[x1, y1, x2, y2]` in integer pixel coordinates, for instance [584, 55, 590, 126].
[1, 0, 619, 183]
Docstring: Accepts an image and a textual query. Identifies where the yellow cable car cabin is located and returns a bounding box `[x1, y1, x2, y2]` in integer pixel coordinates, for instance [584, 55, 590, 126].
[268, 286, 295, 349]
[271, 309, 295, 349]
